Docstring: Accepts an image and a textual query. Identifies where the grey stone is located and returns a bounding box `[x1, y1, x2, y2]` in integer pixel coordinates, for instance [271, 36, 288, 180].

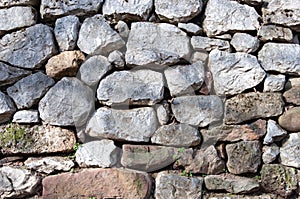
[24, 156, 74, 174]
[0, 24, 57, 69]
[0, 0, 38, 7]
[178, 23, 202, 35]
[85, 107, 158, 142]
[39, 77, 94, 127]
[209, 50, 266, 96]
[235, 0, 262, 6]
[164, 62, 205, 97]
[75, 140, 120, 168]
[0, 6, 36, 35]
[171, 95, 223, 127]
[278, 107, 300, 132]
[258, 25, 293, 42]
[108, 50, 125, 69]
[115, 21, 130, 39]
[264, 120, 287, 145]
[156, 102, 170, 125]
[262, 144, 280, 164]
[125, 22, 191, 66]
[155, 171, 203, 199]
[214, 34, 232, 40]
[191, 36, 231, 52]
[190, 51, 208, 64]
[7, 72, 55, 109]
[283, 84, 300, 105]
[226, 141, 261, 174]
[77, 14, 125, 55]
[258, 43, 300, 75]
[54, 15, 80, 51]
[225, 92, 284, 124]
[203, 0, 260, 37]
[0, 62, 31, 87]
[151, 123, 201, 147]
[280, 132, 300, 168]
[263, 74, 286, 92]
[12, 110, 39, 124]
[0, 91, 16, 124]
[155, 0, 202, 22]
[203, 193, 278, 199]
[230, 33, 260, 53]
[285, 77, 300, 89]
[97, 70, 164, 106]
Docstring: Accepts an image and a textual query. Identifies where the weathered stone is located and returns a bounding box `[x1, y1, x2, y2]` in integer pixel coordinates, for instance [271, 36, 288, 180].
[261, 164, 298, 197]
[12, 110, 39, 124]
[0, 6, 36, 35]
[0, 0, 38, 7]
[155, 0, 202, 22]
[258, 43, 300, 75]
[205, 174, 260, 194]
[0, 92, 16, 124]
[156, 102, 170, 125]
[24, 156, 74, 174]
[42, 168, 152, 199]
[191, 36, 231, 52]
[75, 140, 120, 168]
[125, 22, 191, 66]
[225, 92, 284, 124]
[230, 33, 260, 53]
[264, 120, 287, 145]
[0, 24, 57, 69]
[108, 50, 125, 69]
[0, 62, 31, 87]
[46, 50, 85, 81]
[172, 95, 223, 127]
[209, 50, 266, 96]
[285, 77, 300, 89]
[178, 23, 202, 35]
[77, 14, 125, 55]
[203, 193, 279, 199]
[85, 107, 158, 142]
[155, 171, 203, 199]
[235, 0, 262, 6]
[263, 74, 286, 92]
[226, 141, 261, 174]
[54, 15, 80, 51]
[121, 145, 176, 172]
[0, 166, 40, 199]
[115, 21, 130, 39]
[258, 25, 293, 42]
[284, 85, 300, 105]
[278, 107, 300, 132]
[280, 132, 300, 168]
[190, 51, 208, 64]
[97, 70, 164, 106]
[7, 72, 54, 109]
[164, 62, 205, 96]
[151, 123, 201, 147]
[203, 0, 260, 37]
[262, 144, 280, 164]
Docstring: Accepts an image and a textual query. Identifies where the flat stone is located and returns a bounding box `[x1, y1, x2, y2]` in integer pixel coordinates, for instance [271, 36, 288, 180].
[205, 174, 260, 194]
[24, 156, 74, 174]
[85, 107, 158, 142]
[77, 14, 125, 55]
[156, 102, 170, 125]
[7, 72, 55, 109]
[264, 120, 287, 145]
[54, 15, 80, 51]
[12, 110, 39, 124]
[283, 86, 300, 105]
[258, 25, 293, 42]
[164, 62, 205, 96]
[0, 62, 31, 87]
[263, 74, 286, 92]
[191, 36, 230, 52]
[262, 144, 280, 164]
[278, 107, 300, 132]
[178, 23, 202, 35]
[75, 140, 120, 168]
[258, 43, 300, 75]
[0, 123, 76, 155]
[155, 0, 202, 22]
[209, 50, 266, 96]
[108, 50, 125, 69]
[151, 123, 201, 147]
[203, 193, 278, 199]
[0, 91, 16, 124]
[226, 141, 261, 174]
[0, 24, 57, 69]
[0, 0, 38, 7]
[46, 50, 85, 81]
[97, 70, 164, 106]
[203, 0, 260, 37]
[230, 33, 260, 53]
[39, 77, 94, 127]
[125, 22, 191, 66]
[280, 132, 300, 168]
[171, 95, 223, 127]
[155, 171, 203, 199]
[115, 21, 130, 39]
[42, 168, 152, 199]
[235, 0, 262, 6]
[225, 92, 284, 124]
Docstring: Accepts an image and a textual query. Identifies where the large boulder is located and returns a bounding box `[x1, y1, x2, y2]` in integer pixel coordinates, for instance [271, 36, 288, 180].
[278, 107, 300, 132]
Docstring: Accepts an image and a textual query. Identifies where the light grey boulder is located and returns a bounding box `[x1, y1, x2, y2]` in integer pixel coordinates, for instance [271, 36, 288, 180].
[0, 62, 31, 87]
[190, 51, 208, 64]
[12, 110, 39, 124]
[191, 36, 231, 52]
[0, 0, 38, 7]
[258, 25, 293, 42]
[156, 102, 170, 125]
[178, 23, 202, 35]
[230, 33, 260, 53]
[263, 74, 286, 92]
[108, 50, 125, 69]
[264, 120, 287, 145]
[0, 91, 16, 124]
[262, 144, 280, 164]
[115, 21, 130, 39]
[280, 132, 300, 168]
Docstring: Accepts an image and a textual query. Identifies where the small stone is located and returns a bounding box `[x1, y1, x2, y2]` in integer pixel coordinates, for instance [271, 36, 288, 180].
[225, 92, 284, 124]
[24, 156, 74, 174]
[226, 141, 261, 174]
[262, 144, 280, 164]
[191, 36, 231, 52]
[190, 51, 208, 64]
[0, 0, 38, 7]
[108, 50, 125, 69]
[54, 15, 80, 51]
[75, 140, 120, 168]
[280, 132, 300, 168]
[115, 21, 130, 39]
[214, 34, 232, 40]
[203, 193, 277, 199]
[156, 102, 170, 125]
[12, 110, 39, 124]
[230, 33, 260, 53]
[46, 50, 85, 81]
[178, 23, 202, 35]
[283, 84, 300, 105]
[264, 120, 287, 145]
[7, 72, 54, 109]
[171, 95, 223, 127]
[0, 62, 31, 87]
[236, 0, 262, 6]
[0, 91, 16, 124]
[263, 74, 286, 92]
[77, 14, 125, 55]
[258, 25, 293, 42]
[285, 77, 300, 89]
[278, 107, 300, 132]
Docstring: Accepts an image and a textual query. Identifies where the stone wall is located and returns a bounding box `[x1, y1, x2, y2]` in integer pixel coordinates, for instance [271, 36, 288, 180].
[0, 0, 300, 198]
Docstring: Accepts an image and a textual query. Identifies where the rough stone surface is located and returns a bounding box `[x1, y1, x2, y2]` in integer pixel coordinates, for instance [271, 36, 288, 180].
[115, 21, 130, 39]
[226, 141, 261, 174]
[39, 77, 94, 127]
[262, 144, 280, 164]
[125, 22, 191, 66]
[0, 62, 31, 87]
[278, 107, 300, 132]
[264, 120, 287, 145]
[42, 168, 152, 199]
[203, 0, 260, 37]
[203, 193, 278, 199]
[108, 50, 125, 69]
[12, 110, 39, 124]
[0, 0, 38, 7]
[258, 43, 300, 75]
[75, 140, 120, 168]
[97, 70, 164, 106]
[155, 171, 203, 199]
[280, 132, 300, 168]
[0, 91, 16, 124]
[230, 33, 260, 53]
[209, 50, 266, 96]
[7, 72, 54, 109]
[156, 102, 170, 125]
[0, 24, 57, 69]
[263, 74, 286, 92]
[258, 25, 293, 42]
[191, 36, 230, 52]
[236, 0, 262, 6]
[172, 95, 223, 127]
[178, 23, 202, 35]
[225, 92, 284, 124]
[85, 107, 158, 142]
[283, 84, 300, 105]
[77, 14, 125, 55]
